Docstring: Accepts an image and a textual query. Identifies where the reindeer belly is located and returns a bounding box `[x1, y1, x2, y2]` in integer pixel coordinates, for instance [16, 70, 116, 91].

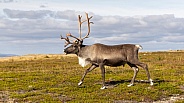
[105, 59, 126, 67]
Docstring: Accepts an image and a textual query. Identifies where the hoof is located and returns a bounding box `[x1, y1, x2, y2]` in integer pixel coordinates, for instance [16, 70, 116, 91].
[127, 84, 133, 87]
[150, 79, 154, 86]
[78, 81, 83, 86]
[100, 86, 106, 90]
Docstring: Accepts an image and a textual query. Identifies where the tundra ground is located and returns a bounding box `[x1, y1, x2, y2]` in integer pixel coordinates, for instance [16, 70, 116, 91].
[0, 52, 184, 102]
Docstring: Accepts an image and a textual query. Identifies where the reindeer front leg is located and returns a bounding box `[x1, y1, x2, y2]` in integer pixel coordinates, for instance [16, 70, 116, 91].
[99, 63, 106, 89]
[78, 64, 97, 86]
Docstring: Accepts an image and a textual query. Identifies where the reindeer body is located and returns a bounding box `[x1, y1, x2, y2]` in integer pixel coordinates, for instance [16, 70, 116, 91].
[76, 43, 141, 67]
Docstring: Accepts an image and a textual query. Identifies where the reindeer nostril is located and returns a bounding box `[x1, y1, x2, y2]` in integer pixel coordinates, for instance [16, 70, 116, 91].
[63, 49, 67, 54]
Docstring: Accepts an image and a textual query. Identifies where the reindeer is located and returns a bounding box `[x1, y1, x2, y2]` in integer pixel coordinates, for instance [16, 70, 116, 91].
[61, 13, 153, 89]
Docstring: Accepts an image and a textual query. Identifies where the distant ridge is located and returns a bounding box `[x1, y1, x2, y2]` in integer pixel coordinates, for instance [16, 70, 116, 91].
[0, 54, 17, 57]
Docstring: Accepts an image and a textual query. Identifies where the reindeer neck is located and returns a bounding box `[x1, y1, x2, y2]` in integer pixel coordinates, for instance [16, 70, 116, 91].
[77, 45, 89, 57]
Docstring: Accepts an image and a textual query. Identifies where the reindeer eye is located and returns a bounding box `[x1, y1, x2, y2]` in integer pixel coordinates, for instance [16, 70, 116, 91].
[75, 40, 79, 44]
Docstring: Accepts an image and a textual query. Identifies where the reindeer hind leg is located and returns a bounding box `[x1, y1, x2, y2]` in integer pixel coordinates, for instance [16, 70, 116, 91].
[127, 62, 139, 87]
[136, 62, 153, 86]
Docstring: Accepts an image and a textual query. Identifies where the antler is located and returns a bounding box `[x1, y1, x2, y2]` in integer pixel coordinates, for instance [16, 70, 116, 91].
[61, 12, 93, 47]
[78, 12, 94, 41]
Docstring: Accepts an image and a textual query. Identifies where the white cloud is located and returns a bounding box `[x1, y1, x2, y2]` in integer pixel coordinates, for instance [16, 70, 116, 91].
[0, 0, 14, 3]
[161, 35, 184, 42]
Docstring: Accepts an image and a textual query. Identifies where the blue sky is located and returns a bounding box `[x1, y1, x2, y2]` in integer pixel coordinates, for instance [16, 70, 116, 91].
[0, 0, 184, 55]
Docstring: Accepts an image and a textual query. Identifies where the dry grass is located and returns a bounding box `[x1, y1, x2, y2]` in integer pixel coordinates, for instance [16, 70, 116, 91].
[0, 54, 76, 62]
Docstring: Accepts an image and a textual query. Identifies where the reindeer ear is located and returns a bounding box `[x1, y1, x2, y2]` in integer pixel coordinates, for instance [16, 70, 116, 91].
[78, 40, 83, 46]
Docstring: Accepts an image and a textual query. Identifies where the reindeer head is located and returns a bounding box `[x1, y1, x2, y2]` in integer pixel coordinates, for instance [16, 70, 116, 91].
[61, 13, 93, 55]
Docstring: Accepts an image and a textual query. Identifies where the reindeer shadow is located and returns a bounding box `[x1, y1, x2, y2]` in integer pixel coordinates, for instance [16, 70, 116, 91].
[104, 78, 170, 88]
[79, 79, 171, 88]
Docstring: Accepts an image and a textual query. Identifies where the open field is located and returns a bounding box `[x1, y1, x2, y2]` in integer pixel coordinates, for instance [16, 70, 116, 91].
[0, 52, 184, 102]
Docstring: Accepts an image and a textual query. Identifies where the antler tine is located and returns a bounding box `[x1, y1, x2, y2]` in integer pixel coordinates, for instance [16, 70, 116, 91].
[81, 12, 93, 40]
[78, 15, 82, 39]
[67, 33, 81, 41]
[60, 34, 72, 47]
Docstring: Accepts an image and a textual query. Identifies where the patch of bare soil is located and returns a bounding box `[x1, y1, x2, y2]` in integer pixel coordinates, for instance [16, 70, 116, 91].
[0, 91, 15, 103]
[114, 94, 184, 103]
[153, 85, 184, 103]
[153, 94, 184, 103]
